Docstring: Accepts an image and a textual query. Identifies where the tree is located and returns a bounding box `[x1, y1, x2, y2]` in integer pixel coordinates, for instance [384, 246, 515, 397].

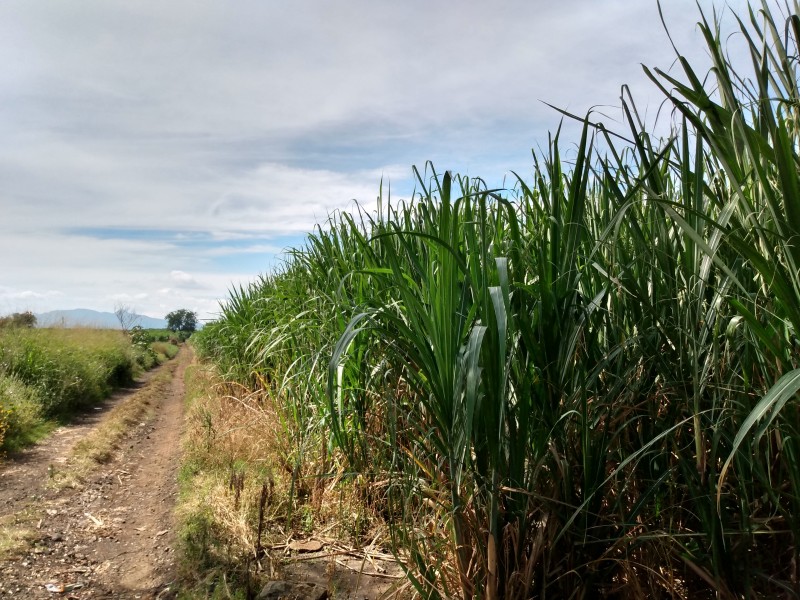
[114, 303, 140, 334]
[165, 309, 198, 334]
[0, 311, 36, 329]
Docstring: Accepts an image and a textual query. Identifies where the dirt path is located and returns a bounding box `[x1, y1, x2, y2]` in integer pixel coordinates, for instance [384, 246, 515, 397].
[0, 347, 192, 599]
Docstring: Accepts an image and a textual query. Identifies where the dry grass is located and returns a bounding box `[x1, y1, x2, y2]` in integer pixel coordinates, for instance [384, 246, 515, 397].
[54, 354, 181, 487]
[176, 360, 390, 598]
[0, 509, 38, 560]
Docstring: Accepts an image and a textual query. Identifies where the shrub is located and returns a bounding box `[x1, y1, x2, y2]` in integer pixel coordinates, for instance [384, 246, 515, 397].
[0, 312, 36, 329]
[152, 341, 179, 362]
[0, 328, 136, 417]
[130, 326, 157, 369]
[0, 374, 44, 451]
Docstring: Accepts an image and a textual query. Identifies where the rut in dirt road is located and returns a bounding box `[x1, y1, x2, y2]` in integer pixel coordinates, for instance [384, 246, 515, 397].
[0, 346, 193, 599]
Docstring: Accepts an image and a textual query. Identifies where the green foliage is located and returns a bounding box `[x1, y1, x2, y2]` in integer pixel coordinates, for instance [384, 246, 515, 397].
[195, 3, 800, 598]
[152, 341, 179, 363]
[0, 374, 45, 451]
[166, 309, 198, 334]
[144, 328, 180, 344]
[130, 325, 157, 369]
[129, 326, 181, 367]
[0, 326, 177, 453]
[0, 328, 136, 421]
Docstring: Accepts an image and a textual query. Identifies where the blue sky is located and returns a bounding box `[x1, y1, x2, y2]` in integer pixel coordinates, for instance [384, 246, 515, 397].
[0, 0, 751, 321]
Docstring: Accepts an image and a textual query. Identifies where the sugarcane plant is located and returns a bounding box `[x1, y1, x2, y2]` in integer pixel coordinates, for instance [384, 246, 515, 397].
[193, 2, 800, 597]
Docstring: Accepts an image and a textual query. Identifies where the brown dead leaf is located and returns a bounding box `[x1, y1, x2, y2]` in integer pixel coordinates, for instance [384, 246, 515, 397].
[288, 539, 324, 553]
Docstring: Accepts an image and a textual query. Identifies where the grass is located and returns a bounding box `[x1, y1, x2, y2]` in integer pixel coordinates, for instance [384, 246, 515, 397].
[0, 326, 181, 453]
[153, 341, 180, 362]
[176, 359, 284, 597]
[175, 351, 388, 599]
[0, 509, 40, 562]
[0, 374, 53, 452]
[57, 352, 182, 486]
[0, 327, 136, 451]
[143, 328, 177, 342]
[191, 2, 800, 598]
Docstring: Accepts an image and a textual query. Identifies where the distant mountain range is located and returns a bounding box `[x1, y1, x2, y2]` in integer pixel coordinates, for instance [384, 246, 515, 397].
[35, 309, 168, 330]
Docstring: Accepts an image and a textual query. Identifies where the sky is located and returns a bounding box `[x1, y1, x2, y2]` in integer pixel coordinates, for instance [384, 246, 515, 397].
[0, 0, 754, 322]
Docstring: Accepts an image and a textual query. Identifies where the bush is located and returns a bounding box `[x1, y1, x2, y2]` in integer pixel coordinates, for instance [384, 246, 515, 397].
[130, 326, 157, 369]
[152, 341, 180, 363]
[0, 312, 36, 329]
[0, 328, 135, 417]
[0, 374, 44, 451]
[94, 343, 135, 387]
[143, 329, 174, 343]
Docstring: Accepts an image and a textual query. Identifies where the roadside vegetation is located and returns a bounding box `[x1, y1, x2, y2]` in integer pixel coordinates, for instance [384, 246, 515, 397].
[167, 309, 200, 340]
[191, 3, 800, 598]
[0, 322, 179, 453]
[58, 349, 185, 487]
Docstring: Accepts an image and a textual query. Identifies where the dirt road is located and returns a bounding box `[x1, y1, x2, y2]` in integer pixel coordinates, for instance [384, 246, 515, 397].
[0, 347, 191, 599]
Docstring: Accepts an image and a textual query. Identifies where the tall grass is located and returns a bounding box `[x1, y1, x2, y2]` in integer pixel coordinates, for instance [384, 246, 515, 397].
[0, 328, 141, 450]
[0, 328, 137, 415]
[193, 2, 800, 597]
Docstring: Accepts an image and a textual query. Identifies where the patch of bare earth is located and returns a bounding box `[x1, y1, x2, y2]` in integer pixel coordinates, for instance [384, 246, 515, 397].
[0, 348, 192, 599]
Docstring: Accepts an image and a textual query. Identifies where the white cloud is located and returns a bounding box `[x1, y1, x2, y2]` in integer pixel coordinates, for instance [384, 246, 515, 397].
[0, 0, 759, 320]
[170, 270, 196, 285]
[207, 162, 385, 235]
[0, 288, 63, 301]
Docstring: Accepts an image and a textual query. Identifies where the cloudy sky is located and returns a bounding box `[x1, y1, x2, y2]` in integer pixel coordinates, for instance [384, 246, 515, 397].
[1, 0, 751, 322]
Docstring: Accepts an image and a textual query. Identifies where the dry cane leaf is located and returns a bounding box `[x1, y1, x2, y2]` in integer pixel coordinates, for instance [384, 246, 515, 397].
[288, 539, 324, 553]
[84, 512, 104, 527]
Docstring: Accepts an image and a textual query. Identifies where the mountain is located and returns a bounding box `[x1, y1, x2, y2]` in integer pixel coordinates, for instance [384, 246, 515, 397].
[35, 309, 167, 330]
